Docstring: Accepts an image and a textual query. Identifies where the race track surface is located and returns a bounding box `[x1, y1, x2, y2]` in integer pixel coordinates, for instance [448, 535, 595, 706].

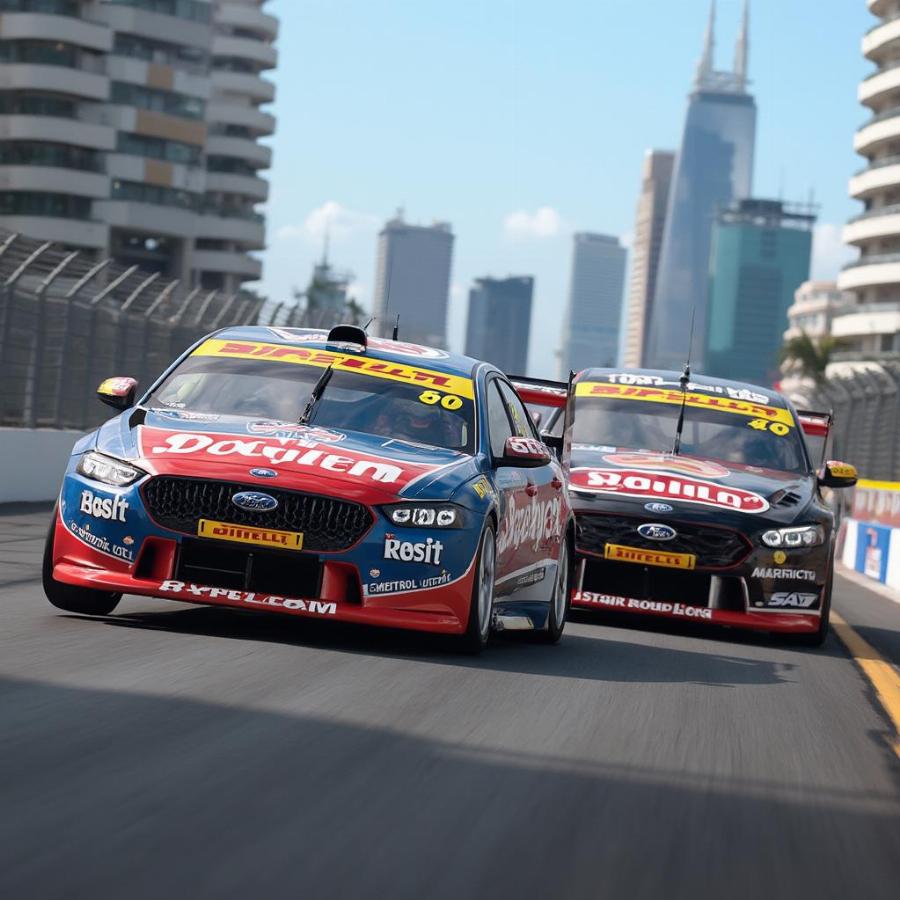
[1, 505, 899, 900]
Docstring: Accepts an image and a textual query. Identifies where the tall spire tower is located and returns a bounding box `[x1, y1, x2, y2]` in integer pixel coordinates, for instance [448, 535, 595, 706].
[734, 0, 750, 91]
[695, 0, 716, 87]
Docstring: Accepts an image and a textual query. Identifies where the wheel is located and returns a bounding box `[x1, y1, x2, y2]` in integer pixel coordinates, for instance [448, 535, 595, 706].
[457, 523, 496, 654]
[42, 510, 121, 617]
[792, 569, 832, 648]
[538, 536, 571, 644]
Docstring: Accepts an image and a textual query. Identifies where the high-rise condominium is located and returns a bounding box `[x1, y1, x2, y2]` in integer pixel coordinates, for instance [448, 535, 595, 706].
[558, 232, 627, 377]
[622, 149, 674, 367]
[372, 212, 454, 348]
[836, 0, 900, 359]
[464, 276, 533, 373]
[0, 0, 277, 293]
[645, 0, 756, 371]
[705, 199, 814, 386]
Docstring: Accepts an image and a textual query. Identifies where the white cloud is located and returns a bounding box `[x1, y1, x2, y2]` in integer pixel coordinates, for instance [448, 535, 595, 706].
[276, 201, 378, 243]
[811, 223, 856, 280]
[503, 206, 564, 240]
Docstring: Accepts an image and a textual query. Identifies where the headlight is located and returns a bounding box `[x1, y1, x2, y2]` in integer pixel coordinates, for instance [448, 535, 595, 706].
[76, 451, 146, 487]
[761, 525, 825, 548]
[382, 503, 465, 528]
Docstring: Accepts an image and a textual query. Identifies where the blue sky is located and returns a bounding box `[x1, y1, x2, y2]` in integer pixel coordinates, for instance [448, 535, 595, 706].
[258, 0, 870, 377]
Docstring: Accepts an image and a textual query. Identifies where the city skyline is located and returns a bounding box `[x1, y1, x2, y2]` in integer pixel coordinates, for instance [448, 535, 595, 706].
[259, 1, 866, 375]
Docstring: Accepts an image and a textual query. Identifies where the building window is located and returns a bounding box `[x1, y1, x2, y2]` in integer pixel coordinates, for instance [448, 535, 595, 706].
[0, 140, 101, 171]
[0, 0, 78, 14]
[207, 156, 256, 176]
[116, 132, 202, 166]
[111, 179, 201, 210]
[0, 91, 75, 118]
[105, 0, 211, 24]
[0, 191, 91, 219]
[0, 40, 78, 67]
[112, 33, 207, 71]
[110, 81, 205, 120]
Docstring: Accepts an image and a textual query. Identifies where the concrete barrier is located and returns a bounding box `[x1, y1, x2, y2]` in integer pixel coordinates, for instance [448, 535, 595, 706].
[0, 428, 83, 503]
[839, 479, 900, 594]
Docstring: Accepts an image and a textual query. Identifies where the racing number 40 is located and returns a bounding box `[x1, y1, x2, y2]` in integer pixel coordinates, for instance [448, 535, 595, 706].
[419, 390, 463, 411]
[748, 418, 789, 436]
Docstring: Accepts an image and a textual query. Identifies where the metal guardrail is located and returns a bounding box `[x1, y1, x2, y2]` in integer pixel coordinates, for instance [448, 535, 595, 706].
[0, 228, 269, 430]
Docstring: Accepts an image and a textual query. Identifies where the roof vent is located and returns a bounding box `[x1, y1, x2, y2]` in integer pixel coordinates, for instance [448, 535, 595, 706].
[326, 324, 367, 349]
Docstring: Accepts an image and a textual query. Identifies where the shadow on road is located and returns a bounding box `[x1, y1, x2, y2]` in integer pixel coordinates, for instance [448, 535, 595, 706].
[0, 673, 898, 900]
[75, 602, 799, 687]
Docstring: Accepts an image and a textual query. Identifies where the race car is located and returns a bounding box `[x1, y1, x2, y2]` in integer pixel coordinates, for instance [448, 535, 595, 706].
[43, 325, 574, 652]
[514, 369, 856, 646]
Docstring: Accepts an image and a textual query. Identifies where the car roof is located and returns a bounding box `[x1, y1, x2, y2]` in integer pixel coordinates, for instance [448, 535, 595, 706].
[576, 367, 789, 409]
[210, 325, 488, 380]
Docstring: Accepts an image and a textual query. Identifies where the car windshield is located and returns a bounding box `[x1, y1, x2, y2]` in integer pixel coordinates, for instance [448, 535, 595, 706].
[144, 353, 475, 454]
[573, 392, 808, 473]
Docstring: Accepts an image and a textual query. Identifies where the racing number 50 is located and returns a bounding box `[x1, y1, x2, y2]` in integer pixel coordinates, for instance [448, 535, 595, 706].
[419, 390, 463, 411]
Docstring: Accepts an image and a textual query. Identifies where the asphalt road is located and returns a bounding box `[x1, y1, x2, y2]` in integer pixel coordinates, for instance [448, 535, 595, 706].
[1, 504, 899, 900]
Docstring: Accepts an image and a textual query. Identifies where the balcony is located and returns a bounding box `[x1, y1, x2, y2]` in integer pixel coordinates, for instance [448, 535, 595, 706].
[863, 13, 900, 60]
[854, 106, 900, 153]
[831, 304, 900, 340]
[211, 70, 275, 103]
[95, 199, 198, 238]
[838, 255, 900, 289]
[860, 60, 900, 107]
[0, 166, 109, 199]
[192, 250, 262, 279]
[205, 172, 269, 201]
[0, 64, 108, 101]
[212, 35, 277, 70]
[216, 3, 279, 39]
[0, 13, 111, 52]
[205, 134, 272, 168]
[0, 215, 107, 248]
[0, 115, 115, 150]
[844, 205, 900, 244]
[195, 211, 265, 248]
[849, 160, 900, 198]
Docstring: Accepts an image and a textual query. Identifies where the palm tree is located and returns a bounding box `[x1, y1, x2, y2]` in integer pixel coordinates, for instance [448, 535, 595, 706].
[779, 331, 840, 383]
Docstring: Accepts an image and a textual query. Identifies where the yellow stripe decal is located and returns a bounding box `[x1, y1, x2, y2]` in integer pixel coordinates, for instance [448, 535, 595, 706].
[857, 479, 900, 492]
[193, 338, 474, 399]
[575, 381, 795, 427]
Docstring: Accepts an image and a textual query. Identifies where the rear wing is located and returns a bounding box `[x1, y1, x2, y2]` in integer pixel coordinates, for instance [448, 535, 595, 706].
[507, 375, 568, 410]
[509, 374, 573, 468]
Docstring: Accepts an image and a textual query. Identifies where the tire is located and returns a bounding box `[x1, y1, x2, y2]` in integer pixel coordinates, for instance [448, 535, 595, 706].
[538, 535, 571, 644]
[457, 523, 496, 654]
[792, 569, 832, 648]
[42, 510, 121, 617]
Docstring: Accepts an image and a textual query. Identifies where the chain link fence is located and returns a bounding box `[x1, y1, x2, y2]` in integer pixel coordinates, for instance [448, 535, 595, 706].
[0, 228, 270, 430]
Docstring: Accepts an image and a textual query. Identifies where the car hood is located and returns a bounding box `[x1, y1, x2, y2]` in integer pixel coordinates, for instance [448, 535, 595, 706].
[568, 445, 815, 527]
[92, 408, 478, 503]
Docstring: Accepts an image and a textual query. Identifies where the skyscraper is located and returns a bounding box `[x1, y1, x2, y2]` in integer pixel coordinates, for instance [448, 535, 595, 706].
[622, 150, 675, 367]
[0, 0, 278, 293]
[836, 1, 900, 359]
[705, 199, 814, 386]
[464, 276, 533, 373]
[645, 0, 756, 371]
[558, 233, 627, 377]
[372, 212, 454, 347]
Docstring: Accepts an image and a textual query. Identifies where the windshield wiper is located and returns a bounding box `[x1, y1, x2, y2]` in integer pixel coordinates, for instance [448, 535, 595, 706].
[298, 364, 334, 425]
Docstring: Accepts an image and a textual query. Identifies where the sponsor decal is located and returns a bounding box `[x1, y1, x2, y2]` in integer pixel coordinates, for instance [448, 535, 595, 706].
[80, 489, 129, 523]
[570, 468, 769, 514]
[603, 452, 730, 479]
[825, 461, 856, 480]
[153, 410, 221, 423]
[604, 543, 696, 570]
[198, 519, 304, 551]
[231, 491, 278, 512]
[507, 436, 546, 457]
[365, 571, 453, 595]
[600, 374, 770, 404]
[773, 550, 787, 565]
[637, 523, 677, 541]
[369, 568, 381, 578]
[573, 590, 712, 620]
[644, 502, 674, 514]
[757, 591, 818, 609]
[97, 377, 135, 397]
[497, 494, 563, 555]
[192, 339, 473, 398]
[472, 476, 492, 500]
[751, 566, 817, 581]
[250, 467, 278, 479]
[139, 427, 442, 488]
[575, 382, 792, 427]
[383, 535, 444, 565]
[266, 328, 451, 359]
[246, 421, 345, 442]
[67, 518, 134, 562]
[158, 580, 336, 616]
[573, 444, 617, 453]
[123, 536, 134, 546]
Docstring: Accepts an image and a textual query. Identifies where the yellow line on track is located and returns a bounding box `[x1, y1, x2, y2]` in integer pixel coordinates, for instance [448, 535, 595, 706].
[832, 611, 900, 758]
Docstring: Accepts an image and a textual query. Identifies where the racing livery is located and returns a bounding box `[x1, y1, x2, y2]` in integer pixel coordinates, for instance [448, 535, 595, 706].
[515, 369, 856, 646]
[43, 326, 574, 652]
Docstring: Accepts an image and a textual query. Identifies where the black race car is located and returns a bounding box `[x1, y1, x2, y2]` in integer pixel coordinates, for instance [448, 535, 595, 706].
[513, 368, 856, 646]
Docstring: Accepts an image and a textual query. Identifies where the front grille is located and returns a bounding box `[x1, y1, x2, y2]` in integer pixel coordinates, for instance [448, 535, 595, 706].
[143, 477, 373, 551]
[176, 538, 321, 597]
[576, 513, 750, 568]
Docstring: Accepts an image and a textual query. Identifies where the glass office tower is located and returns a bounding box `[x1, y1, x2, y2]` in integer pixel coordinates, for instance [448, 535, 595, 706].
[645, 1, 756, 371]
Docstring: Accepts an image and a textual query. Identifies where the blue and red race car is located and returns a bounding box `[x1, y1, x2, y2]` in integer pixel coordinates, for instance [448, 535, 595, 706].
[44, 325, 573, 651]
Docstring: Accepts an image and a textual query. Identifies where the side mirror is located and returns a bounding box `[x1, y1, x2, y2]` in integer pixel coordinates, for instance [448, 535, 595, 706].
[818, 460, 858, 489]
[500, 435, 551, 468]
[97, 376, 138, 411]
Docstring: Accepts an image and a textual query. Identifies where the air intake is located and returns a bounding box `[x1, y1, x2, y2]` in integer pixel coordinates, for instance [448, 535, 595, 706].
[327, 324, 367, 348]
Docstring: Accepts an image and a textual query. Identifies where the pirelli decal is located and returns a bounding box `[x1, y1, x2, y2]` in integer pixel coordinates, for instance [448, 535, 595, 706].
[192, 339, 474, 398]
[604, 543, 696, 570]
[198, 519, 304, 551]
[575, 382, 795, 427]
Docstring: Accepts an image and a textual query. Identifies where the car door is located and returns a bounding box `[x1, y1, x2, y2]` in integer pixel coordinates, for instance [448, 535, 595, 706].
[495, 378, 565, 601]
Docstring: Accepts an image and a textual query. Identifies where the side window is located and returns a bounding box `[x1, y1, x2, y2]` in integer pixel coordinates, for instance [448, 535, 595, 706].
[487, 380, 514, 458]
[499, 380, 538, 440]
